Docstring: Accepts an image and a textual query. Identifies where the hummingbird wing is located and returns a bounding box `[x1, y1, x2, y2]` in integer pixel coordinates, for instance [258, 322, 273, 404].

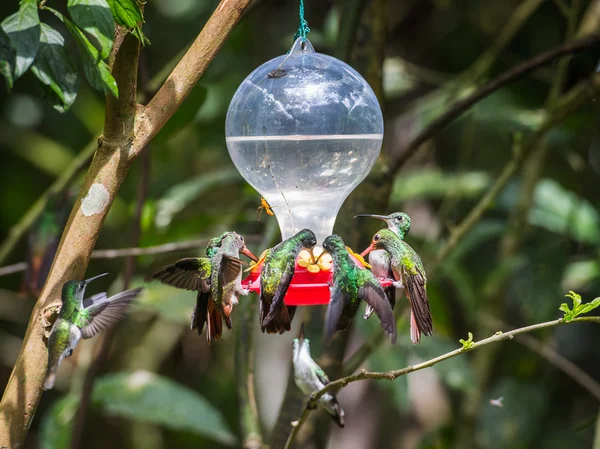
[262, 258, 295, 329]
[218, 255, 243, 285]
[359, 272, 397, 344]
[151, 258, 211, 291]
[324, 283, 349, 342]
[401, 265, 433, 341]
[80, 287, 143, 339]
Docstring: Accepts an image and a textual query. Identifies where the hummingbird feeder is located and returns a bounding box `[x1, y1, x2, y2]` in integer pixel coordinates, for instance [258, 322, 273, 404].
[226, 36, 385, 306]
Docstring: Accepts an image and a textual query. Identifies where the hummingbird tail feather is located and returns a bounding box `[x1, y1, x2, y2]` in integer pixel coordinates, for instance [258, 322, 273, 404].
[191, 291, 209, 334]
[44, 372, 56, 390]
[206, 301, 223, 343]
[410, 311, 420, 344]
[328, 397, 345, 428]
[262, 303, 295, 334]
[405, 273, 433, 340]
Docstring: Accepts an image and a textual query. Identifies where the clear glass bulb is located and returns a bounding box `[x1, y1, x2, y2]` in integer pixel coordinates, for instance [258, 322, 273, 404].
[226, 38, 383, 243]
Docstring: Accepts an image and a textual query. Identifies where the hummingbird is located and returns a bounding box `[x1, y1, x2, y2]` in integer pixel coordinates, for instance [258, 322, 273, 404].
[260, 229, 317, 334]
[361, 228, 433, 344]
[355, 212, 412, 319]
[293, 324, 345, 427]
[44, 273, 143, 390]
[151, 232, 257, 342]
[322, 234, 396, 343]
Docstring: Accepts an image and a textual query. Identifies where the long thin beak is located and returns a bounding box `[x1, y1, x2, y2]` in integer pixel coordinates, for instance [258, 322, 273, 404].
[84, 272, 109, 284]
[355, 214, 390, 221]
[241, 246, 259, 262]
[299, 323, 305, 340]
[360, 243, 376, 258]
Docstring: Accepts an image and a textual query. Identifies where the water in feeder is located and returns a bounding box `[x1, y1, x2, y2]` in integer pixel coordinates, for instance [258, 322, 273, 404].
[226, 38, 384, 243]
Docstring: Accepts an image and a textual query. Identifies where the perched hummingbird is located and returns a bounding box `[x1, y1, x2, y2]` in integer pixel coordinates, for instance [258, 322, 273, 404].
[260, 229, 317, 334]
[44, 273, 143, 390]
[293, 324, 345, 427]
[361, 228, 433, 344]
[151, 232, 257, 342]
[322, 234, 396, 343]
[355, 212, 412, 319]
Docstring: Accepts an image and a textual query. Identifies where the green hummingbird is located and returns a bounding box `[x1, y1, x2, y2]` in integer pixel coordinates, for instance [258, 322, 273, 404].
[355, 212, 412, 319]
[151, 232, 257, 342]
[322, 234, 396, 343]
[293, 324, 345, 427]
[361, 228, 433, 344]
[260, 229, 317, 334]
[44, 273, 143, 390]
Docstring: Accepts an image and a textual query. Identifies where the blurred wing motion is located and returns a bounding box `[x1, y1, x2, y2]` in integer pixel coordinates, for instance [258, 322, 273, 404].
[151, 257, 212, 291]
[80, 288, 143, 339]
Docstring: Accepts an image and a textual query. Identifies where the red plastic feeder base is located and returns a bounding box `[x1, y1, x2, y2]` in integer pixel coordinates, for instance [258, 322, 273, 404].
[242, 259, 393, 306]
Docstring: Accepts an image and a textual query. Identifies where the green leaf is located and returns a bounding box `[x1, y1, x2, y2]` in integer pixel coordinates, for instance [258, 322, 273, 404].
[39, 395, 79, 449]
[106, 0, 149, 44]
[44, 7, 118, 97]
[1, 0, 40, 79]
[67, 0, 115, 60]
[576, 297, 600, 316]
[93, 371, 237, 445]
[560, 291, 600, 321]
[565, 290, 582, 309]
[0, 28, 15, 88]
[459, 332, 474, 350]
[31, 24, 80, 112]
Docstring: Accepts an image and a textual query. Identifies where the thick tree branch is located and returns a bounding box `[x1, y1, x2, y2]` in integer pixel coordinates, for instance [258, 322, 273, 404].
[284, 316, 600, 449]
[387, 33, 600, 177]
[0, 1, 252, 445]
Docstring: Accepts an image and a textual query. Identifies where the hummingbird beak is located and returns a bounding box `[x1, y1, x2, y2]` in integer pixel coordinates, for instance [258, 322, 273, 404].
[241, 246, 259, 262]
[84, 272, 109, 284]
[355, 214, 390, 221]
[299, 323, 305, 341]
[360, 243, 376, 258]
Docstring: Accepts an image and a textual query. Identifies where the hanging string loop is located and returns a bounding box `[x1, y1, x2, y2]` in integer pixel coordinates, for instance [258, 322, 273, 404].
[294, 0, 311, 41]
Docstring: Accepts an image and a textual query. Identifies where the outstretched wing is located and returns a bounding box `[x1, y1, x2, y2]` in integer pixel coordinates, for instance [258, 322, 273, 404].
[151, 258, 211, 292]
[80, 287, 144, 339]
[402, 265, 433, 340]
[219, 255, 243, 286]
[359, 272, 396, 344]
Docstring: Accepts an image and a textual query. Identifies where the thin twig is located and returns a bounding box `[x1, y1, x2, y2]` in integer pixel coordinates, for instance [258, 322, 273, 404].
[481, 313, 600, 401]
[387, 33, 600, 177]
[283, 316, 600, 449]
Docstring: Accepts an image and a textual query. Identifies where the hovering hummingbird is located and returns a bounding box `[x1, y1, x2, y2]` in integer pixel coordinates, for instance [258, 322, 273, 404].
[361, 228, 433, 344]
[44, 273, 143, 390]
[260, 229, 317, 334]
[151, 232, 257, 342]
[322, 234, 396, 343]
[355, 212, 412, 319]
[293, 324, 345, 427]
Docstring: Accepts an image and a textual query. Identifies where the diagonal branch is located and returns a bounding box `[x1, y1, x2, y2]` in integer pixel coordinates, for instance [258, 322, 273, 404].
[387, 33, 600, 178]
[284, 316, 600, 449]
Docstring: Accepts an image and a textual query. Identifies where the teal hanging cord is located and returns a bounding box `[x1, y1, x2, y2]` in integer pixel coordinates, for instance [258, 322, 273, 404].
[293, 0, 311, 41]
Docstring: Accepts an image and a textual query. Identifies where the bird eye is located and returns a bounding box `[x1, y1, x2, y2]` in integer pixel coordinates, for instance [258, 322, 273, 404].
[374, 234, 381, 241]
[240, 236, 244, 242]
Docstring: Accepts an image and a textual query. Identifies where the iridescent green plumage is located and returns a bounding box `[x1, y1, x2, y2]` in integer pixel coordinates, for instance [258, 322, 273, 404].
[45, 274, 142, 389]
[322, 235, 396, 343]
[364, 228, 433, 343]
[260, 229, 317, 334]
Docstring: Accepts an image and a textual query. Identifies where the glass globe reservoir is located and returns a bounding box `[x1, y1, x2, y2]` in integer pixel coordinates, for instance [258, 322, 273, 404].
[226, 38, 384, 243]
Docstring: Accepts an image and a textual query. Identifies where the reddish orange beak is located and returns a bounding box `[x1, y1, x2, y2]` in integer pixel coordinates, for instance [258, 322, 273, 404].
[360, 243, 376, 258]
[241, 246, 259, 262]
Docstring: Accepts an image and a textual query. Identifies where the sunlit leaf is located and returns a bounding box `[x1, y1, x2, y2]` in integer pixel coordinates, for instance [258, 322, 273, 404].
[39, 395, 79, 449]
[155, 168, 242, 230]
[68, 0, 115, 60]
[529, 179, 600, 245]
[44, 7, 118, 97]
[1, 0, 40, 79]
[31, 24, 80, 112]
[93, 371, 237, 445]
[561, 259, 600, 291]
[106, 0, 149, 44]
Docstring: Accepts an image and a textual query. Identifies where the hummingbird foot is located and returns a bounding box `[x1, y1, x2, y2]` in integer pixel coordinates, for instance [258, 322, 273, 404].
[240, 288, 250, 296]
[392, 280, 404, 290]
